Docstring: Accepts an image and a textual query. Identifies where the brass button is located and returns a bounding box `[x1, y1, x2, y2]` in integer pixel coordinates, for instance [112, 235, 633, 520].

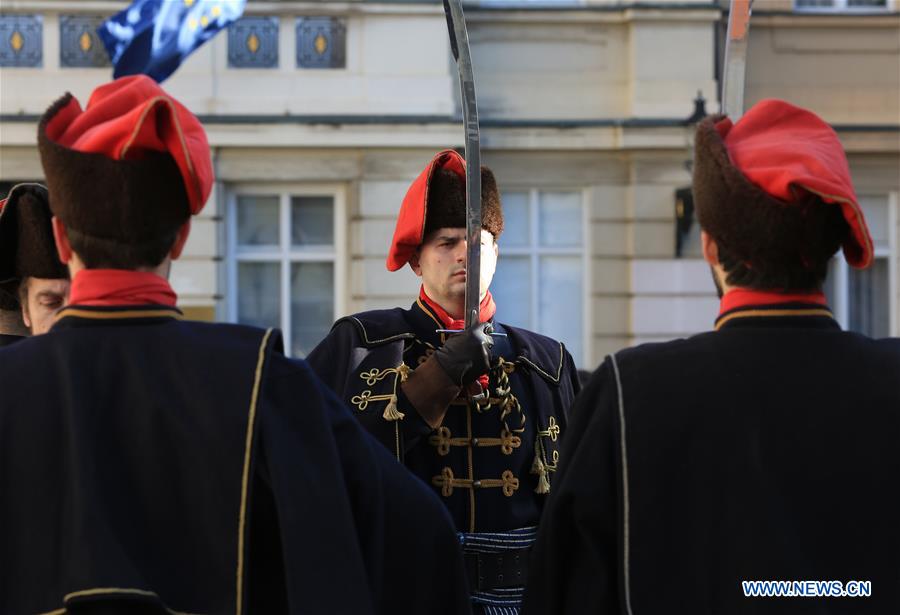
[473, 480, 482, 488]
[472, 437, 479, 446]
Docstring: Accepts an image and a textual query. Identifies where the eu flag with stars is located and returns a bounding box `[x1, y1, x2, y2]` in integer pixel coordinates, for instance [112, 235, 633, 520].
[98, 0, 246, 83]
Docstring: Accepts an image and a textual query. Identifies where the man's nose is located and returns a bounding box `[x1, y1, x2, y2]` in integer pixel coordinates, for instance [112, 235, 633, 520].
[455, 239, 467, 262]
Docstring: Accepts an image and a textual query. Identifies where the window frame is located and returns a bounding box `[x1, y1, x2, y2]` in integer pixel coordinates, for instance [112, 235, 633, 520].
[828, 192, 898, 337]
[225, 183, 348, 356]
[494, 187, 592, 367]
[794, 0, 893, 12]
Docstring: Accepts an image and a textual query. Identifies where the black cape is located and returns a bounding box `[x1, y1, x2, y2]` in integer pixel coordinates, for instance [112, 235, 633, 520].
[0, 304, 470, 615]
[523, 302, 900, 614]
[307, 299, 580, 534]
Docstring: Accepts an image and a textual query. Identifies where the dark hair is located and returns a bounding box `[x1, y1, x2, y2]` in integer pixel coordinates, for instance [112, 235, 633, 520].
[717, 196, 849, 291]
[67, 226, 179, 270]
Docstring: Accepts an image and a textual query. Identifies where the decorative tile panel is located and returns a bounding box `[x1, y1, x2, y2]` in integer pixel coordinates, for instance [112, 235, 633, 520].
[228, 16, 278, 69]
[0, 14, 42, 68]
[296, 17, 345, 69]
[60, 15, 110, 68]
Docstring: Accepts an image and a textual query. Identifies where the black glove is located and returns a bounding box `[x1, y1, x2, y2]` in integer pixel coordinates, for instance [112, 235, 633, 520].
[434, 322, 494, 387]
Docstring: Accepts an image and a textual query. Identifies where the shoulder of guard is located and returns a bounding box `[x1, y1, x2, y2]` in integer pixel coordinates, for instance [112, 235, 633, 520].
[334, 308, 416, 348]
[499, 323, 570, 385]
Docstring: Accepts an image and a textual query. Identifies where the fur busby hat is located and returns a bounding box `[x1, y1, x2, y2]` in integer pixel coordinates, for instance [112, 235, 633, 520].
[0, 183, 68, 310]
[693, 99, 872, 273]
[37, 75, 214, 246]
[386, 149, 503, 271]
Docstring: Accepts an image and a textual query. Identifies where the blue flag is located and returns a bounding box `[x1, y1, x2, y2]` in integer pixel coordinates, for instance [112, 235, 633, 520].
[98, 0, 246, 83]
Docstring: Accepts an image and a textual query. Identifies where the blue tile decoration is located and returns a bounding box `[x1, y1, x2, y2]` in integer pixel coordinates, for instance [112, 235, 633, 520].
[0, 14, 42, 68]
[228, 16, 278, 69]
[60, 14, 110, 68]
[296, 17, 345, 69]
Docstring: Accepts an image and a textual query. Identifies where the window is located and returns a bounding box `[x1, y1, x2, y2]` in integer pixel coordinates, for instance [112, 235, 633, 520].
[489, 190, 589, 367]
[480, 0, 583, 6]
[227, 186, 346, 357]
[795, 0, 890, 11]
[825, 194, 898, 337]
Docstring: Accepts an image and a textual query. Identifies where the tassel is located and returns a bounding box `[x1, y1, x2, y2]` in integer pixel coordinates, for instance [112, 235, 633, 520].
[535, 469, 551, 495]
[531, 445, 551, 495]
[383, 395, 405, 421]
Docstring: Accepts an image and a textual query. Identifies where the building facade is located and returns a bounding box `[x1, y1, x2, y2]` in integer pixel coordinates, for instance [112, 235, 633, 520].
[1, 0, 897, 368]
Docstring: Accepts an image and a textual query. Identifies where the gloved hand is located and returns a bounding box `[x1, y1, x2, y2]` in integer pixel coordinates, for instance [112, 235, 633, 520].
[434, 322, 494, 387]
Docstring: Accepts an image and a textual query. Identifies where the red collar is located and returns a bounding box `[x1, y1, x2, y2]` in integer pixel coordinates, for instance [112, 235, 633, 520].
[718, 288, 827, 317]
[418, 286, 496, 330]
[68, 269, 177, 308]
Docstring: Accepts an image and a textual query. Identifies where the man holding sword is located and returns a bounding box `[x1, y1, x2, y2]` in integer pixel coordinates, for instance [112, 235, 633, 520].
[307, 149, 580, 613]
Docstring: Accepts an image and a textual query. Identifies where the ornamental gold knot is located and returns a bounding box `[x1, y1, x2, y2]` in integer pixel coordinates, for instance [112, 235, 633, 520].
[351, 389, 394, 412]
[499, 428, 521, 455]
[538, 416, 560, 442]
[351, 389, 374, 411]
[429, 426, 454, 456]
[359, 367, 396, 386]
[499, 471, 519, 497]
[434, 466, 460, 497]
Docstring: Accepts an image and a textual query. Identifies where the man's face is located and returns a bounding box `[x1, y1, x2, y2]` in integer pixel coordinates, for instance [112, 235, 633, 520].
[410, 228, 498, 306]
[21, 277, 69, 335]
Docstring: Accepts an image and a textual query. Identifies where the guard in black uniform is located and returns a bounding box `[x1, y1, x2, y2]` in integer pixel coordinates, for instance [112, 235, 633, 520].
[0, 183, 70, 337]
[0, 190, 25, 345]
[0, 76, 469, 615]
[523, 99, 900, 614]
[308, 150, 580, 614]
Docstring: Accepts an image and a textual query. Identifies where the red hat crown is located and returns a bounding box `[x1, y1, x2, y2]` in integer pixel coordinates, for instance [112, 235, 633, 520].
[701, 99, 873, 269]
[42, 75, 213, 215]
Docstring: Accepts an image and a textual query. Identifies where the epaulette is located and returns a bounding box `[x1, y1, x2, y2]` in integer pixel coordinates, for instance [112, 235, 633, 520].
[501, 324, 568, 386]
[334, 308, 416, 348]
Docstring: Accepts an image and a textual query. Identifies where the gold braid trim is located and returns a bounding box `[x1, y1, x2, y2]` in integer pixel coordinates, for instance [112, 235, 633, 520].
[432, 467, 520, 498]
[351, 363, 412, 422]
[531, 417, 561, 495]
[429, 426, 522, 456]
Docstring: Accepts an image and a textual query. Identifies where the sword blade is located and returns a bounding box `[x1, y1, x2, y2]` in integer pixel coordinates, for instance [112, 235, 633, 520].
[444, 0, 482, 328]
[721, 0, 753, 122]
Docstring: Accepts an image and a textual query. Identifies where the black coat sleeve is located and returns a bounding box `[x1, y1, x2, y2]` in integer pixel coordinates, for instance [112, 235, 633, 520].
[522, 356, 621, 615]
[307, 321, 433, 460]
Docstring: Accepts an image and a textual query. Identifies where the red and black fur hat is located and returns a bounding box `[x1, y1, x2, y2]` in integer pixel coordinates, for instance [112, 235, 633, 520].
[692, 99, 872, 274]
[36, 75, 214, 247]
[386, 150, 503, 271]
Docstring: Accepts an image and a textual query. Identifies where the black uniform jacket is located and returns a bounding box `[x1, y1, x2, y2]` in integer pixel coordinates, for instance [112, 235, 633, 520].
[523, 302, 900, 614]
[0, 304, 470, 615]
[307, 298, 580, 534]
[0, 333, 22, 347]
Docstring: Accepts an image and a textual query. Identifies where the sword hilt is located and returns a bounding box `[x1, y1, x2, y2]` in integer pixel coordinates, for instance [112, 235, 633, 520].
[435, 328, 507, 337]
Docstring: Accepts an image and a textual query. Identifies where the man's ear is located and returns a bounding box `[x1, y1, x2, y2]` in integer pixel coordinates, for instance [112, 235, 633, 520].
[19, 280, 32, 329]
[51, 216, 72, 265]
[701, 230, 719, 267]
[168, 220, 192, 260]
[408, 250, 423, 277]
[20, 304, 32, 329]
